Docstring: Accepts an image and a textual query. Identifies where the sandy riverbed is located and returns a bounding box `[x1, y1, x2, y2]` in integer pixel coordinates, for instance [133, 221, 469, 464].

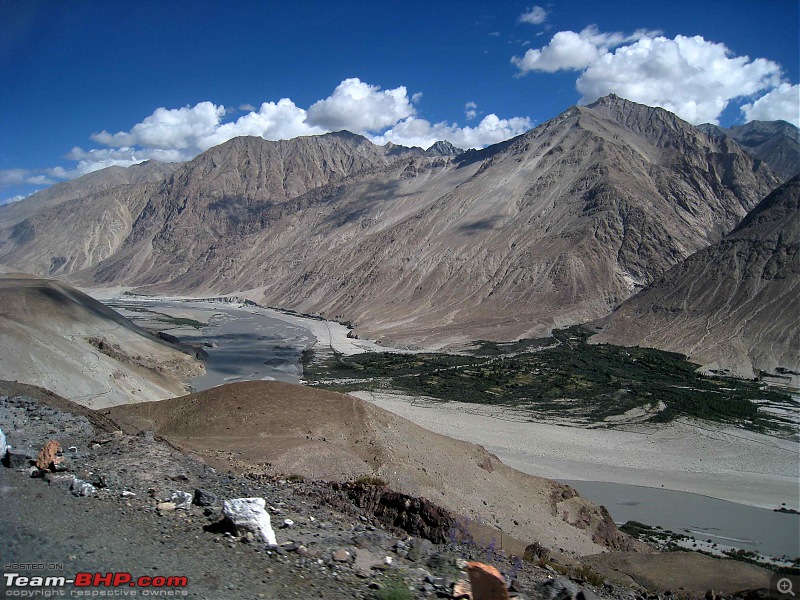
[350, 391, 800, 512]
[85, 290, 800, 512]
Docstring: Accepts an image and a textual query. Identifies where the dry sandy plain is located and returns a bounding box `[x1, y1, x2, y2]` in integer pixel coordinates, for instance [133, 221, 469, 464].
[350, 391, 799, 512]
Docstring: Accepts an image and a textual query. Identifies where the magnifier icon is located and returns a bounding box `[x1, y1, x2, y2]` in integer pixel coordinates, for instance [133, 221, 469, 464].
[778, 578, 796, 597]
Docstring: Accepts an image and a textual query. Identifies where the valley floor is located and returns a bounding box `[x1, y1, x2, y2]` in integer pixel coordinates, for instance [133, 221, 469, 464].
[350, 391, 799, 513]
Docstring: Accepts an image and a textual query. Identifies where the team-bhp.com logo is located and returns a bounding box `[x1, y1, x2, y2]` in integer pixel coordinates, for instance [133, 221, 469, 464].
[4, 571, 188, 596]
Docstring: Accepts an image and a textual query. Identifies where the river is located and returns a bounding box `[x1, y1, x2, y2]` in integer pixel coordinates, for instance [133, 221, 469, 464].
[106, 297, 800, 563]
[106, 298, 317, 390]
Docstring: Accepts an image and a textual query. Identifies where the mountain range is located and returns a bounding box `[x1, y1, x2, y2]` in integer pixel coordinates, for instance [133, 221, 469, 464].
[594, 175, 799, 379]
[0, 94, 796, 375]
[699, 120, 800, 181]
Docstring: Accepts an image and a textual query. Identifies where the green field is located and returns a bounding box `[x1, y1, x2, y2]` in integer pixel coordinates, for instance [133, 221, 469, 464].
[304, 326, 797, 434]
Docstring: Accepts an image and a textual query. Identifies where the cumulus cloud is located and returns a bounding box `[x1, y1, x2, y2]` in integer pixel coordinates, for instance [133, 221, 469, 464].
[511, 26, 657, 74]
[87, 78, 421, 167]
[578, 35, 783, 124]
[81, 80, 530, 162]
[513, 28, 787, 125]
[7, 78, 532, 187]
[305, 78, 417, 133]
[372, 114, 532, 150]
[518, 6, 548, 25]
[92, 102, 225, 150]
[204, 98, 325, 148]
[741, 83, 800, 127]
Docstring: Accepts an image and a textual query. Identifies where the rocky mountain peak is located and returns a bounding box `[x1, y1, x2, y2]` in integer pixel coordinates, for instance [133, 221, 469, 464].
[583, 94, 692, 145]
[322, 130, 372, 145]
[730, 120, 799, 145]
[426, 140, 465, 156]
[699, 121, 800, 180]
[731, 174, 799, 236]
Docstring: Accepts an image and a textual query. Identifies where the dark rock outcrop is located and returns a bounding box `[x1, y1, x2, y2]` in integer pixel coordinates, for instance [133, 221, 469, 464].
[317, 482, 456, 543]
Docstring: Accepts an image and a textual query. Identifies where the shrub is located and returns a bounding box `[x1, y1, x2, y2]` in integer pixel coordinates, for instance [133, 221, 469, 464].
[573, 564, 605, 586]
[354, 475, 388, 486]
[523, 541, 550, 564]
[375, 572, 412, 600]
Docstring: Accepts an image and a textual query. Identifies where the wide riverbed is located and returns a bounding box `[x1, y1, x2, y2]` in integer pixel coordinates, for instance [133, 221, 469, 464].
[106, 298, 800, 562]
[562, 479, 799, 560]
[108, 298, 317, 389]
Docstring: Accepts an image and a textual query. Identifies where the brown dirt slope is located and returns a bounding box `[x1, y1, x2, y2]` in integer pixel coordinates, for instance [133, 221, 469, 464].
[0, 274, 202, 407]
[108, 380, 641, 557]
[586, 551, 770, 595]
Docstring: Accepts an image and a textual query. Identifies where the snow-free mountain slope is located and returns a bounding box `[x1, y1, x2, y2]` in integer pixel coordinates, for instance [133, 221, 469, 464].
[699, 120, 800, 181]
[0, 161, 180, 229]
[0, 274, 202, 407]
[0, 95, 782, 348]
[594, 175, 800, 378]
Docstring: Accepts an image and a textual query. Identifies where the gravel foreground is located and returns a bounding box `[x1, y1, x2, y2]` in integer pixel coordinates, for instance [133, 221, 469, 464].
[0, 383, 772, 599]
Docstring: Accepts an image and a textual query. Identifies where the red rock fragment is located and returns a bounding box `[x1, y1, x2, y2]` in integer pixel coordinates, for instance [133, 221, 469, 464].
[466, 561, 509, 600]
[36, 440, 62, 471]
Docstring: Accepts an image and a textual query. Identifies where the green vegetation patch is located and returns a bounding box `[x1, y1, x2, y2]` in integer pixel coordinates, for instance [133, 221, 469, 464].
[305, 326, 796, 433]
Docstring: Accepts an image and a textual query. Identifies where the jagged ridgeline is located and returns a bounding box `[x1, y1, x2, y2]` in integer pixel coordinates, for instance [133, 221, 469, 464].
[595, 175, 800, 380]
[0, 95, 795, 378]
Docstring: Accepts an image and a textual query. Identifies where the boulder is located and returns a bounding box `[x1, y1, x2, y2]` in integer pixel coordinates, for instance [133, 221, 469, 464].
[3, 448, 36, 469]
[407, 538, 435, 562]
[70, 477, 96, 497]
[170, 490, 192, 509]
[538, 578, 581, 600]
[222, 497, 277, 545]
[193, 488, 218, 507]
[466, 561, 510, 600]
[332, 548, 353, 562]
[36, 440, 62, 471]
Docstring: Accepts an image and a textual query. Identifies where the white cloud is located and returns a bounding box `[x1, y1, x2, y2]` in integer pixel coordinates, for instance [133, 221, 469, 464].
[91, 102, 225, 150]
[0, 169, 57, 188]
[514, 28, 787, 125]
[1, 194, 31, 205]
[577, 35, 783, 124]
[518, 6, 548, 25]
[203, 98, 325, 148]
[511, 26, 657, 74]
[372, 114, 532, 150]
[305, 78, 417, 133]
[741, 83, 800, 127]
[8, 78, 532, 185]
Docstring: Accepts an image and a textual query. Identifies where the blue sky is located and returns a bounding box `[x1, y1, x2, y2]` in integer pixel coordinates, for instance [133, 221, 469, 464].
[1, 0, 798, 204]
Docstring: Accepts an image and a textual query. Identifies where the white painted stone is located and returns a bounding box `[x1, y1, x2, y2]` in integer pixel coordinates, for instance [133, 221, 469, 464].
[223, 497, 277, 545]
[0, 428, 6, 454]
[170, 490, 192, 509]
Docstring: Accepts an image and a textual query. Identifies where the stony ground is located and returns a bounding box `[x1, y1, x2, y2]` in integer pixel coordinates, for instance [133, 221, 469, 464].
[0, 383, 769, 599]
